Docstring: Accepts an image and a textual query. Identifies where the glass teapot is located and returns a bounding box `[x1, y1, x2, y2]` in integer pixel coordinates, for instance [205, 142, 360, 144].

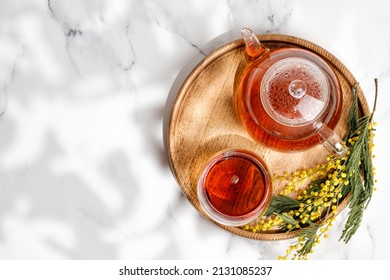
[235, 28, 347, 156]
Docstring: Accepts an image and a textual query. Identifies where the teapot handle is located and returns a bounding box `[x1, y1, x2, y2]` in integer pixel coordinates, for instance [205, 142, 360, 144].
[317, 124, 347, 157]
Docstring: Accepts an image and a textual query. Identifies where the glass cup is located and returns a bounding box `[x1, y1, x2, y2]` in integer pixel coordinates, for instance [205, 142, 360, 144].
[197, 149, 272, 226]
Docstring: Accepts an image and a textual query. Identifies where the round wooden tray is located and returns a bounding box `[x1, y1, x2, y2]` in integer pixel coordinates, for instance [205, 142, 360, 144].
[166, 34, 370, 240]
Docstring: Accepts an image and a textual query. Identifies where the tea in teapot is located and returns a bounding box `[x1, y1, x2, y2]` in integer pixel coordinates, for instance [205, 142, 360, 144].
[236, 28, 346, 155]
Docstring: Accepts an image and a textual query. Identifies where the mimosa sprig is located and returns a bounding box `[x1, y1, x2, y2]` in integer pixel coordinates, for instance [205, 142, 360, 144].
[243, 80, 378, 260]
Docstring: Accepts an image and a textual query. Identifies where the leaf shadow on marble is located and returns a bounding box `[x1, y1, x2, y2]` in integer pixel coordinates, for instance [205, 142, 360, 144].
[0, 132, 119, 258]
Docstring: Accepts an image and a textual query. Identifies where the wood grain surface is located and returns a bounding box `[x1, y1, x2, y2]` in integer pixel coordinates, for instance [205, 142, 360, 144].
[166, 34, 370, 240]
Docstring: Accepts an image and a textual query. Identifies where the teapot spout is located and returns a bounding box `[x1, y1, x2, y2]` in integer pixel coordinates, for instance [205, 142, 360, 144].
[241, 28, 266, 59]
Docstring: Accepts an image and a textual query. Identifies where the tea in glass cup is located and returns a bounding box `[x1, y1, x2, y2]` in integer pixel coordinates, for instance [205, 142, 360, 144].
[197, 149, 272, 226]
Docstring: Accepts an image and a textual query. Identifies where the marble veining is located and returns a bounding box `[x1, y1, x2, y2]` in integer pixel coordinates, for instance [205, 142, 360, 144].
[0, 0, 389, 260]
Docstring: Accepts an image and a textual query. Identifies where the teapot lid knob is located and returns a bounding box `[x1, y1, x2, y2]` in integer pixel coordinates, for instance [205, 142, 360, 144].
[288, 79, 307, 99]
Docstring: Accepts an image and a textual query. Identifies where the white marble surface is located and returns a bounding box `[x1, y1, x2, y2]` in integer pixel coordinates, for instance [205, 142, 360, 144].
[0, 0, 389, 260]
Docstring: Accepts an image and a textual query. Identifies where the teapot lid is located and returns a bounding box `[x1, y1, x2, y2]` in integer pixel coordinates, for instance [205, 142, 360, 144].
[260, 57, 330, 126]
